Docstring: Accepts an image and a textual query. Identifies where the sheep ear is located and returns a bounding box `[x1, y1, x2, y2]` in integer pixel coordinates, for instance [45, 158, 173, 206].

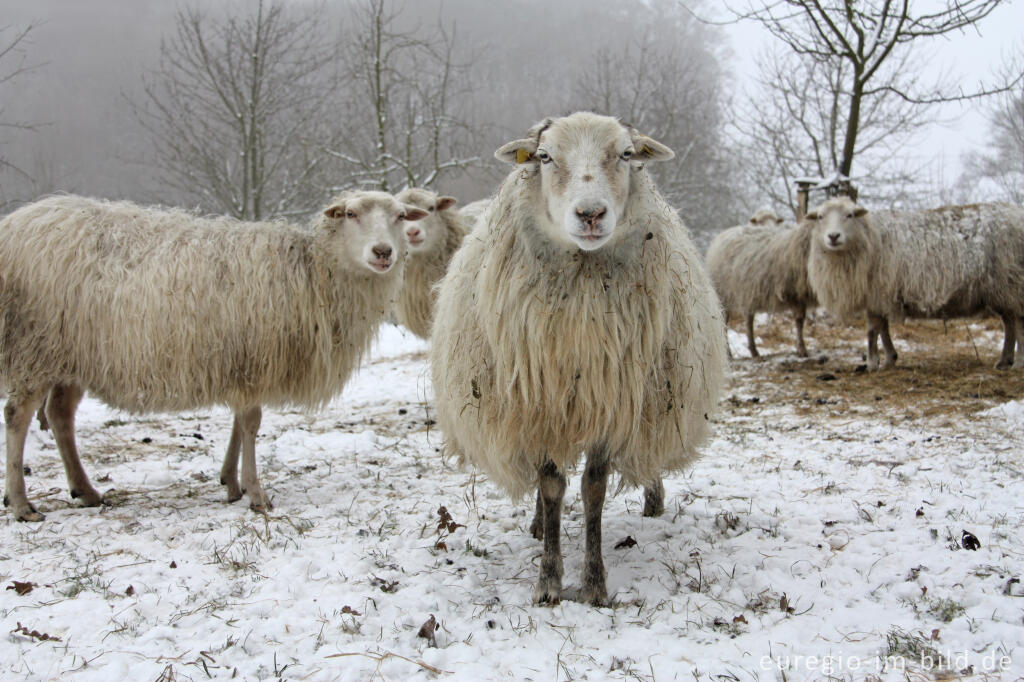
[402, 206, 429, 222]
[804, 211, 820, 221]
[632, 134, 674, 162]
[853, 206, 867, 217]
[324, 203, 345, 220]
[749, 217, 757, 225]
[495, 138, 539, 165]
[776, 217, 784, 225]
[436, 196, 457, 212]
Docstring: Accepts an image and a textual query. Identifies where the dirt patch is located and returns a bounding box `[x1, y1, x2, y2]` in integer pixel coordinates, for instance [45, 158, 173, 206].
[727, 314, 1024, 423]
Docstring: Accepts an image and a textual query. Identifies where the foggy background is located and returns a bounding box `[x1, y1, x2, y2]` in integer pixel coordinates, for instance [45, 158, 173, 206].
[0, 0, 1020, 245]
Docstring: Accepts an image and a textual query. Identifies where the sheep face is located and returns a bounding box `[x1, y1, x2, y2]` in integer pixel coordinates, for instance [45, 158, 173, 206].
[807, 197, 869, 254]
[496, 112, 673, 252]
[322, 191, 427, 274]
[395, 188, 457, 255]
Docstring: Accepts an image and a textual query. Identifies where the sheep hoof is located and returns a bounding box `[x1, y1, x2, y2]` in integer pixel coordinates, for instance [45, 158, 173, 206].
[579, 581, 608, 607]
[223, 479, 244, 503]
[529, 516, 544, 540]
[248, 493, 273, 514]
[533, 578, 562, 606]
[15, 505, 45, 522]
[995, 358, 1013, 370]
[71, 488, 104, 507]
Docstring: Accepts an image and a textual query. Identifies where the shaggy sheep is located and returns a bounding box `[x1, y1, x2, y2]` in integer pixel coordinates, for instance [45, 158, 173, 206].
[706, 209, 817, 358]
[431, 112, 727, 605]
[806, 196, 1024, 370]
[393, 188, 472, 339]
[0, 191, 427, 521]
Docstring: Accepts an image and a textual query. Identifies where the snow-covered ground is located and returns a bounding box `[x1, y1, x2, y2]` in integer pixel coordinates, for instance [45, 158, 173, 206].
[2, 321, 1023, 681]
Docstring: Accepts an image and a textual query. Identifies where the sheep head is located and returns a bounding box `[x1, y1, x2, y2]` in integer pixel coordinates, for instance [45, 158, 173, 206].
[749, 208, 784, 226]
[321, 191, 427, 274]
[495, 111, 673, 252]
[805, 196, 869, 254]
[395, 188, 457, 255]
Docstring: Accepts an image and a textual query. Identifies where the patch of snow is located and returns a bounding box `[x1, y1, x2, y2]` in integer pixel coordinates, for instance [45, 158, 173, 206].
[1, 326, 1023, 680]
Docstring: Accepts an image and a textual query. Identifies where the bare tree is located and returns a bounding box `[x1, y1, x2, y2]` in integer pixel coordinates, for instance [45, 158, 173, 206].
[571, 2, 746, 239]
[961, 78, 1024, 203]
[0, 22, 43, 208]
[728, 0, 1017, 207]
[132, 1, 336, 220]
[740, 44, 931, 209]
[324, 0, 480, 193]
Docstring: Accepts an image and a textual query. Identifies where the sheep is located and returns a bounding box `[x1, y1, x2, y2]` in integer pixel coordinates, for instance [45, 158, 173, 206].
[430, 112, 727, 605]
[393, 188, 472, 339]
[0, 191, 428, 521]
[805, 196, 1024, 370]
[706, 209, 817, 358]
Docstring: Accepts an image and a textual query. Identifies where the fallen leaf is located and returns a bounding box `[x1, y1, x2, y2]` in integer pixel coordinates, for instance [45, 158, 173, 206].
[417, 614, 438, 647]
[614, 536, 637, 550]
[962, 530, 981, 551]
[6, 581, 34, 596]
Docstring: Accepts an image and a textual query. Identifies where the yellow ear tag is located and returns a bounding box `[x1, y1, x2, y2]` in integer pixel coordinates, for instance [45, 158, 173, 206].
[641, 145, 653, 156]
[516, 149, 532, 164]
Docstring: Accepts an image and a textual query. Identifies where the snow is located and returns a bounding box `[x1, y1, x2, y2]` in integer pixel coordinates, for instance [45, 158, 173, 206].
[2, 322, 1024, 680]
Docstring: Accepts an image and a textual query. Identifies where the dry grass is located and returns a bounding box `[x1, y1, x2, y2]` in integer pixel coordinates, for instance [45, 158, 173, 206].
[726, 313, 1024, 422]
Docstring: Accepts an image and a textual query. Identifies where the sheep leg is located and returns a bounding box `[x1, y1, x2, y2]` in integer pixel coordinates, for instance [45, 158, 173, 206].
[866, 313, 886, 370]
[642, 477, 665, 517]
[995, 312, 1016, 369]
[531, 474, 664, 536]
[723, 312, 733, 360]
[879, 317, 898, 367]
[534, 460, 565, 605]
[528, 487, 544, 539]
[46, 383, 102, 506]
[236, 405, 271, 512]
[580, 448, 610, 606]
[794, 304, 808, 357]
[219, 417, 244, 503]
[745, 314, 759, 358]
[4, 388, 49, 521]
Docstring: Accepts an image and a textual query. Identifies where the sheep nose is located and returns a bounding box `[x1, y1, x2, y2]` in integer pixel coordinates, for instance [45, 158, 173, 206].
[406, 227, 421, 239]
[372, 245, 393, 260]
[575, 206, 607, 229]
[827, 232, 841, 244]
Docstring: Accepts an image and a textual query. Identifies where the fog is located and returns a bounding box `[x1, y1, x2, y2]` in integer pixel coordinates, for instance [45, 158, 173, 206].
[0, 0, 1017, 240]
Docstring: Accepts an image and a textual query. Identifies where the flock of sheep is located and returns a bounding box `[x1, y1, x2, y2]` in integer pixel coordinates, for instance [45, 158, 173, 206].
[711, 197, 1024, 370]
[1, 111, 1021, 607]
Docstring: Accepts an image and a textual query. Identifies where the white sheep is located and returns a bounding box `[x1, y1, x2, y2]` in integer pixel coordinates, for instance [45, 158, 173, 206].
[393, 188, 472, 339]
[431, 112, 727, 605]
[0, 191, 427, 521]
[806, 196, 1024, 370]
[706, 209, 817, 358]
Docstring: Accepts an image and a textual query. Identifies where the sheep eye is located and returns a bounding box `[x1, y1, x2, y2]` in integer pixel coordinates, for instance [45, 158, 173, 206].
[428, 206, 436, 212]
[846, 212, 853, 219]
[345, 210, 357, 219]
[399, 212, 407, 220]
[536, 150, 552, 164]
[621, 149, 633, 160]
